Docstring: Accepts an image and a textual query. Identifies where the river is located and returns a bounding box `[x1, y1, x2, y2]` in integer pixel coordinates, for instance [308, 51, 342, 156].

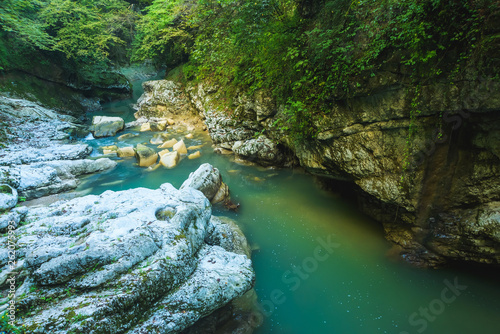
[76, 67, 500, 334]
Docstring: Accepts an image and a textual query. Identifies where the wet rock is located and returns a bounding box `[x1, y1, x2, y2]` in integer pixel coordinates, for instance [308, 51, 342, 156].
[150, 134, 165, 145]
[117, 133, 138, 141]
[90, 116, 124, 138]
[101, 145, 118, 155]
[116, 147, 135, 158]
[160, 151, 180, 169]
[173, 139, 188, 155]
[0, 184, 18, 210]
[0, 166, 254, 333]
[185, 133, 194, 139]
[135, 144, 158, 167]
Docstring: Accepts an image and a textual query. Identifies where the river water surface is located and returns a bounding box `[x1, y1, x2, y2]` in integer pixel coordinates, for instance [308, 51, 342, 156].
[76, 68, 500, 334]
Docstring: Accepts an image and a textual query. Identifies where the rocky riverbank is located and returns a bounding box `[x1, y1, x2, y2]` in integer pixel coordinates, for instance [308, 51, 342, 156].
[131, 76, 500, 268]
[0, 163, 254, 333]
[0, 96, 117, 208]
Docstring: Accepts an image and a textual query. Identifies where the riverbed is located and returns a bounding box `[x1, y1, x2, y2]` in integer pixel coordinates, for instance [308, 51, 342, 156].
[76, 67, 500, 334]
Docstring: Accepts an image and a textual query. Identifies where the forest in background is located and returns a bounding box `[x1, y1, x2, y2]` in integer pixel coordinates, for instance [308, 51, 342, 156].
[1, 0, 499, 138]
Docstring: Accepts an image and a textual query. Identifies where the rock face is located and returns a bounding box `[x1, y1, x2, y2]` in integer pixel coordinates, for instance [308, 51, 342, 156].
[134, 80, 206, 131]
[0, 164, 254, 334]
[185, 83, 288, 166]
[183, 76, 500, 268]
[0, 97, 115, 201]
[90, 116, 125, 138]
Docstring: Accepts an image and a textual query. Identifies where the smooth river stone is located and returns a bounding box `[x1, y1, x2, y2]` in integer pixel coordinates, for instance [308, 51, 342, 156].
[160, 151, 180, 169]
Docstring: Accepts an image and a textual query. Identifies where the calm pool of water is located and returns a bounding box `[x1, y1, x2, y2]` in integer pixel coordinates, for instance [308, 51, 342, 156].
[75, 69, 500, 334]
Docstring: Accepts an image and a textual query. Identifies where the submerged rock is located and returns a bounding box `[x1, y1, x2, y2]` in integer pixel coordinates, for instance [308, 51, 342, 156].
[188, 151, 201, 160]
[90, 116, 124, 138]
[0, 164, 254, 333]
[117, 133, 138, 141]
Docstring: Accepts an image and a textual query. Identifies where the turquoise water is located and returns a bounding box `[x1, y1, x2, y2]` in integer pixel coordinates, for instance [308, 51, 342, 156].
[76, 70, 500, 334]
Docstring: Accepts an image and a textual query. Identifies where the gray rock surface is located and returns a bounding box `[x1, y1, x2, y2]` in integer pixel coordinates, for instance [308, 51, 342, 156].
[0, 164, 254, 334]
[232, 137, 283, 166]
[0, 206, 28, 232]
[0, 97, 117, 203]
[0, 184, 18, 210]
[185, 75, 500, 268]
[17, 159, 116, 200]
[90, 116, 125, 138]
[181, 163, 230, 204]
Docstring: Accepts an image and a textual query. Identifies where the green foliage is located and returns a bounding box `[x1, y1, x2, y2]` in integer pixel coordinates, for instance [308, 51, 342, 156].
[1, 311, 25, 334]
[133, 0, 193, 66]
[39, 0, 137, 65]
[0, 0, 137, 71]
[132, 0, 495, 141]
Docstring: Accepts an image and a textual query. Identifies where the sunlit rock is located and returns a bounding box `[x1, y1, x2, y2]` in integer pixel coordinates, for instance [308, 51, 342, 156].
[160, 151, 180, 169]
[116, 146, 135, 158]
[173, 139, 188, 154]
[188, 151, 201, 160]
[158, 149, 170, 157]
[135, 144, 158, 167]
[158, 138, 178, 149]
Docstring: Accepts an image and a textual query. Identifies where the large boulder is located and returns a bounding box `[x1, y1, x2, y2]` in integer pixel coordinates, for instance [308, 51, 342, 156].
[180, 163, 230, 204]
[135, 144, 158, 167]
[0, 184, 18, 210]
[232, 136, 283, 166]
[90, 116, 124, 138]
[0, 165, 254, 333]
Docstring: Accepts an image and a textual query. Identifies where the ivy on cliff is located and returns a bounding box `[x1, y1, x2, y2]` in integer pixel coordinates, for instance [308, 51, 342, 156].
[134, 0, 498, 141]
